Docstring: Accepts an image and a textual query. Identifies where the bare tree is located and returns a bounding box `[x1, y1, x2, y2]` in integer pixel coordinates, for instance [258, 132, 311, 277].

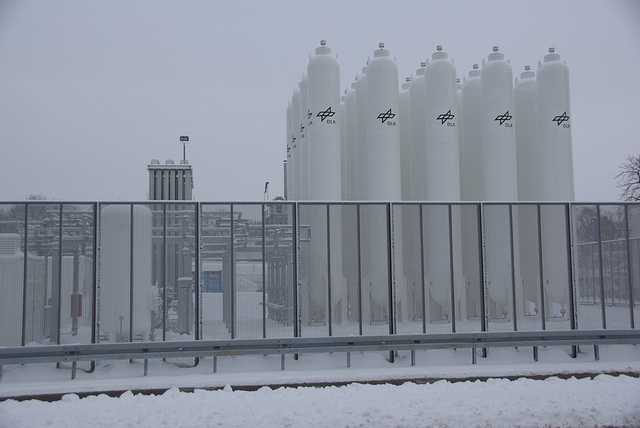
[616, 154, 640, 201]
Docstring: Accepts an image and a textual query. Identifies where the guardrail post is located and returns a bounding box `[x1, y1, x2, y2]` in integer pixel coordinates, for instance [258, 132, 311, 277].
[624, 204, 635, 329]
[144, 358, 148, 376]
[281, 354, 285, 370]
[347, 351, 351, 368]
[410, 349, 416, 367]
[213, 355, 217, 373]
[71, 361, 77, 380]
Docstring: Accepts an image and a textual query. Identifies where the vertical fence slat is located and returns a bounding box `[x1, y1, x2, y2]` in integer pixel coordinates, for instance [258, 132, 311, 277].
[21, 203, 28, 346]
[419, 204, 426, 334]
[448, 204, 456, 333]
[326, 204, 332, 337]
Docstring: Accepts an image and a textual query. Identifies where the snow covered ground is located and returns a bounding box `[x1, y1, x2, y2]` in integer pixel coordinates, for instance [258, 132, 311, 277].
[1, 374, 639, 428]
[1, 345, 640, 398]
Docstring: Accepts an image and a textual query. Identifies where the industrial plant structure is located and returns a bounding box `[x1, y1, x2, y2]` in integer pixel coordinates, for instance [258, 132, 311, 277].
[284, 41, 576, 335]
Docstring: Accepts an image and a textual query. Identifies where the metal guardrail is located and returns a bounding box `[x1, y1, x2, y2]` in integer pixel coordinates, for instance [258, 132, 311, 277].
[1, 329, 639, 380]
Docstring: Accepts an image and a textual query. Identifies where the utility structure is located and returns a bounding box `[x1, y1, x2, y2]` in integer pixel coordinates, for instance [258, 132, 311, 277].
[145, 148, 195, 338]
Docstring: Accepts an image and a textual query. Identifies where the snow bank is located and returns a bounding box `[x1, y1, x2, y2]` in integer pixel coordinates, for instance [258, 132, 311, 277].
[1, 375, 639, 428]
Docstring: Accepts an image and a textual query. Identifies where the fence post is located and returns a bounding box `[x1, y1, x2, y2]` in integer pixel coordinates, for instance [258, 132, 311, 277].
[477, 203, 487, 358]
[326, 203, 332, 337]
[624, 204, 635, 329]
[566, 203, 578, 358]
[21, 203, 28, 346]
[386, 203, 395, 363]
[448, 204, 456, 333]
[419, 204, 426, 334]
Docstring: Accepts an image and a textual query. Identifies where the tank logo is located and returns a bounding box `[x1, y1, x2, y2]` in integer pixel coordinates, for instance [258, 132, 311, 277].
[553, 112, 570, 127]
[494, 111, 513, 127]
[436, 109, 455, 126]
[377, 108, 397, 125]
[317, 107, 336, 123]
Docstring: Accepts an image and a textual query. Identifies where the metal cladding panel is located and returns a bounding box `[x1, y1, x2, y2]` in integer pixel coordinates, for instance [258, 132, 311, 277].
[307, 42, 341, 200]
[537, 49, 574, 201]
[409, 66, 427, 201]
[481, 48, 517, 201]
[514, 68, 539, 201]
[365, 45, 401, 200]
[460, 67, 484, 201]
[424, 47, 460, 201]
[177, 170, 184, 200]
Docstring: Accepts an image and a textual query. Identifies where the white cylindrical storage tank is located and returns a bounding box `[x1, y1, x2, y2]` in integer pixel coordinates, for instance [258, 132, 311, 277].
[537, 48, 574, 314]
[286, 99, 292, 199]
[514, 65, 538, 201]
[422, 46, 461, 320]
[339, 93, 347, 200]
[362, 43, 402, 330]
[344, 82, 358, 200]
[480, 46, 517, 316]
[399, 77, 412, 200]
[354, 67, 369, 200]
[307, 40, 341, 200]
[291, 89, 300, 200]
[424, 45, 460, 201]
[99, 205, 152, 341]
[481, 46, 517, 201]
[365, 43, 401, 200]
[537, 47, 574, 201]
[460, 64, 484, 201]
[409, 62, 428, 201]
[514, 65, 541, 316]
[298, 77, 311, 200]
[459, 63, 484, 324]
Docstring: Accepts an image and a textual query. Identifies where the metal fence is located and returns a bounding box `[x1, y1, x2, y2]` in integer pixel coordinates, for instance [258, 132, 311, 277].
[0, 201, 638, 352]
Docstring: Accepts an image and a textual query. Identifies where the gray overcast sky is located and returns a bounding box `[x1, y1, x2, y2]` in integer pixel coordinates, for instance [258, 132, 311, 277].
[0, 0, 638, 201]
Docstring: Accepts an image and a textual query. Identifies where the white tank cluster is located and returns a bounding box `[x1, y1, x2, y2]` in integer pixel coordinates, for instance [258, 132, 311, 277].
[285, 41, 576, 330]
[285, 43, 574, 204]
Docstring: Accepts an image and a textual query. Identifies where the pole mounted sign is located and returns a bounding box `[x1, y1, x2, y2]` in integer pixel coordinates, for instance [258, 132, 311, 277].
[179, 136, 190, 162]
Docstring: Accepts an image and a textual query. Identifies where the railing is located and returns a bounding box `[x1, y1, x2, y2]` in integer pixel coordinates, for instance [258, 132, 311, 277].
[0, 201, 638, 375]
[2, 329, 640, 380]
